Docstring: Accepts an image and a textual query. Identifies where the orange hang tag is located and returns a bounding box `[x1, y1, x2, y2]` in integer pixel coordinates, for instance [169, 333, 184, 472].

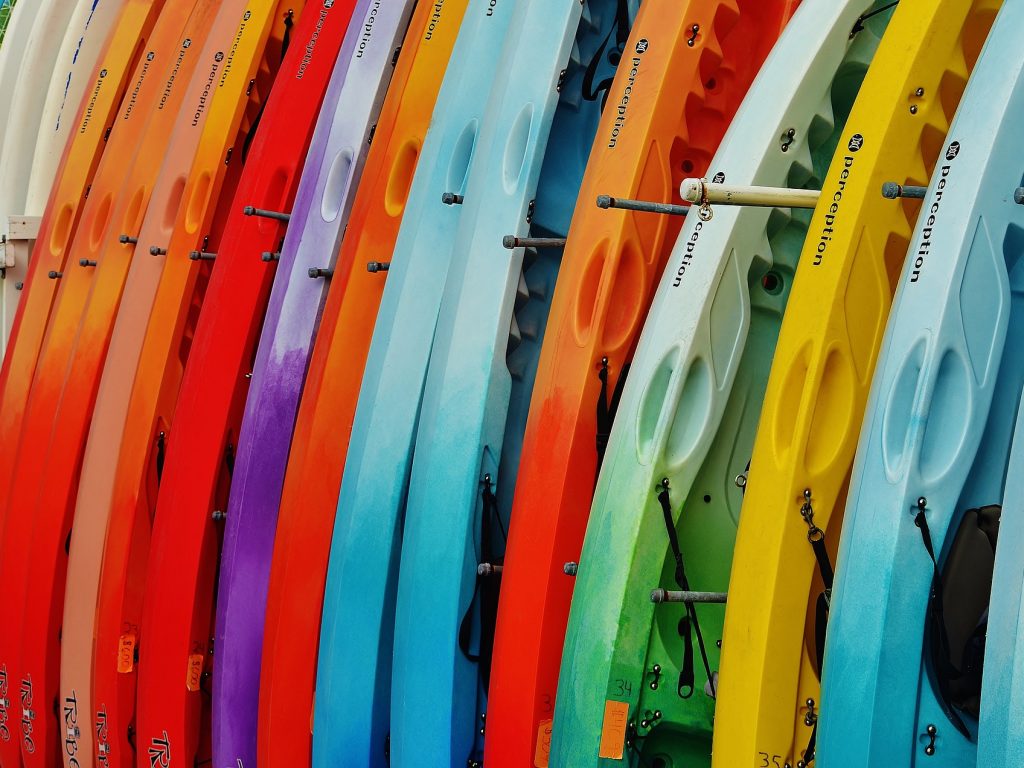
[185, 654, 204, 692]
[116, 634, 136, 673]
[533, 719, 552, 767]
[599, 700, 630, 760]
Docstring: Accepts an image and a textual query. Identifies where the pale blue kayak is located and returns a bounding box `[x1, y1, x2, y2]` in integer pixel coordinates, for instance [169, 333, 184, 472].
[388, 1, 636, 765]
[312, 1, 515, 765]
[819, 2, 1024, 764]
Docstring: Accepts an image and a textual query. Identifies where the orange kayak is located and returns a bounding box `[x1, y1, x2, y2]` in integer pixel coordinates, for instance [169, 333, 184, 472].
[484, 1, 800, 765]
[60, 2, 301, 766]
[0, 0, 167, 762]
[256, 1, 468, 764]
[135, 1, 358, 765]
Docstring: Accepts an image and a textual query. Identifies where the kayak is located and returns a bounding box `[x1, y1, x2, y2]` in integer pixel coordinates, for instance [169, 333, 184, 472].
[312, 1, 514, 763]
[0, 0, 77, 238]
[712, 1, 998, 767]
[25, 0, 127, 217]
[50, 4, 223, 765]
[257, 1, 468, 765]
[980, 355, 1024, 767]
[817, 1, 1024, 763]
[135, 2, 356, 767]
[0, 0, 168, 762]
[65, 2, 300, 765]
[211, 1, 414, 765]
[390, 1, 639, 765]
[0, 0, 52, 351]
[485, 1, 799, 763]
[2, 0, 125, 359]
[550, 0, 892, 764]
[0, 0, 81, 340]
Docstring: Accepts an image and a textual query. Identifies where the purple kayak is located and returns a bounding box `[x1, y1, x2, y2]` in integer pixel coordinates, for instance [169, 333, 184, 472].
[211, 1, 418, 765]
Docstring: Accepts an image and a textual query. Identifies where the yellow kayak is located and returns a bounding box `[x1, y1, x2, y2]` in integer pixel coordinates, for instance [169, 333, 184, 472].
[712, 1, 1000, 767]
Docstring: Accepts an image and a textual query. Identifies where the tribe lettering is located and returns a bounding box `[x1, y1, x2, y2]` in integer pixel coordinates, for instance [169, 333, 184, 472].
[63, 690, 82, 767]
[20, 675, 35, 755]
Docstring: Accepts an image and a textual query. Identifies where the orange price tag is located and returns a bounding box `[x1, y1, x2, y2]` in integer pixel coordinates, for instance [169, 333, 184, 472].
[185, 654, 204, 692]
[533, 719, 552, 767]
[598, 700, 629, 760]
[116, 634, 136, 673]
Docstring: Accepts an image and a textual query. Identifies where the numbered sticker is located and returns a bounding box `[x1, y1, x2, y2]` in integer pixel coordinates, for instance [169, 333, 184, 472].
[599, 700, 629, 760]
[185, 654, 204, 692]
[117, 634, 136, 674]
[533, 719, 552, 767]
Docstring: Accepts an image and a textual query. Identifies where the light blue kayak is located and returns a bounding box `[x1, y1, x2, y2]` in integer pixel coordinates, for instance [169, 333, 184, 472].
[981, 392, 1024, 768]
[819, 3, 1024, 764]
[312, 1, 515, 765]
[388, 1, 636, 765]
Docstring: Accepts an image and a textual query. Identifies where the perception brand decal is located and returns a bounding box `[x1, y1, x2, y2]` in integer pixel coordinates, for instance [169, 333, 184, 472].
[297, 0, 339, 79]
[356, 1, 382, 58]
[910, 140, 960, 283]
[813, 134, 863, 266]
[608, 38, 649, 149]
[159, 39, 193, 111]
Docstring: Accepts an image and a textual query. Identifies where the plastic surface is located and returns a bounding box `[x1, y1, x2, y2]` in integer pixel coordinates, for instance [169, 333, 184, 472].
[312, 1, 514, 763]
[136, 3, 356, 768]
[714, 2, 996, 767]
[65, 2, 298, 764]
[390, 1, 640, 764]
[211, 1, 414, 765]
[551, 1, 889, 763]
[485, 3, 799, 764]
[257, 2, 467, 765]
[819, 3, 1024, 764]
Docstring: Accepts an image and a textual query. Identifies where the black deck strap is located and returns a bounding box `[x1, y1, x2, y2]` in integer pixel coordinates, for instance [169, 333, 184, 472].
[799, 490, 833, 674]
[224, 442, 235, 477]
[803, 721, 818, 766]
[849, 1, 898, 37]
[155, 431, 166, 486]
[595, 359, 630, 478]
[914, 497, 971, 738]
[457, 477, 504, 685]
[281, 9, 294, 61]
[656, 482, 716, 699]
[477, 480, 502, 690]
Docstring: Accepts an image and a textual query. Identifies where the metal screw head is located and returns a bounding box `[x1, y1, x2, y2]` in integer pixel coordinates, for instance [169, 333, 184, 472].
[652, 664, 661, 673]
[917, 497, 928, 510]
[910, 105, 918, 114]
[927, 724, 937, 736]
[915, 87, 925, 97]
[925, 745, 935, 756]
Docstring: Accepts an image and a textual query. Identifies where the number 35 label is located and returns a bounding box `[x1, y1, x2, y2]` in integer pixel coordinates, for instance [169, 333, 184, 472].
[758, 751, 785, 768]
